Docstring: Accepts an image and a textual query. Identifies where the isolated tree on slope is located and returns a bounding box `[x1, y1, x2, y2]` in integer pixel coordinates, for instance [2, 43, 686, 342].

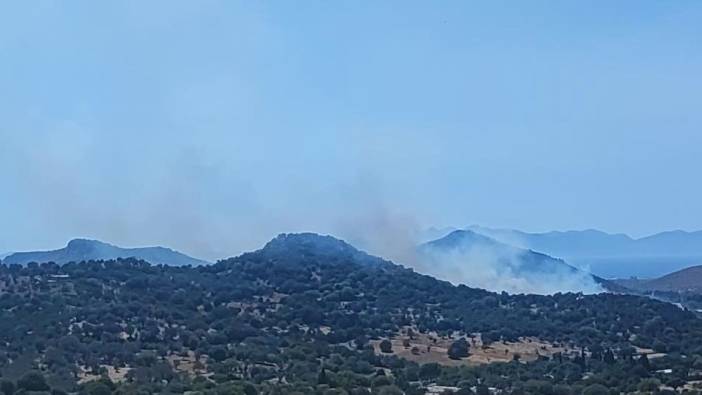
[448, 338, 470, 360]
[379, 339, 393, 353]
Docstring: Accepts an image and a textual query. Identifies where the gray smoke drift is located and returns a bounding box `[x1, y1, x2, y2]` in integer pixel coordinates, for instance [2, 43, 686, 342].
[1, 129, 602, 295]
[419, 241, 604, 294]
[334, 210, 603, 295]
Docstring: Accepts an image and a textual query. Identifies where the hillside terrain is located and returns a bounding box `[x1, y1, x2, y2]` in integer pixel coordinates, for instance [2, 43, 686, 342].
[2, 239, 209, 267]
[464, 226, 702, 278]
[0, 233, 701, 394]
[613, 266, 702, 313]
[615, 265, 702, 294]
[420, 230, 625, 294]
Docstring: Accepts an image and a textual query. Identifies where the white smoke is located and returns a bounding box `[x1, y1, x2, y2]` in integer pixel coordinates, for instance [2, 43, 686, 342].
[420, 243, 604, 294]
[332, 202, 603, 295]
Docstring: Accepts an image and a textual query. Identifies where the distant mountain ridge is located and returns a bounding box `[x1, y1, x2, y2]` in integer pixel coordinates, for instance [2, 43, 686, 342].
[466, 225, 702, 256]
[420, 230, 625, 294]
[459, 226, 702, 278]
[1, 239, 210, 267]
[421, 230, 579, 275]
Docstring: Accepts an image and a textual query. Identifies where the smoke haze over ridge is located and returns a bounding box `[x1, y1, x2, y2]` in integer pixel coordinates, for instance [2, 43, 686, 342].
[2, 1, 701, 277]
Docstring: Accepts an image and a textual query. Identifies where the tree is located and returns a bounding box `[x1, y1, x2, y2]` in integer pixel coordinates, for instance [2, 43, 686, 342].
[210, 346, 228, 362]
[0, 380, 15, 395]
[318, 368, 329, 385]
[582, 384, 609, 395]
[475, 384, 490, 395]
[640, 354, 651, 371]
[377, 386, 403, 395]
[81, 381, 112, 395]
[603, 349, 615, 364]
[638, 378, 661, 392]
[419, 363, 440, 380]
[379, 340, 393, 354]
[17, 371, 50, 392]
[448, 338, 470, 360]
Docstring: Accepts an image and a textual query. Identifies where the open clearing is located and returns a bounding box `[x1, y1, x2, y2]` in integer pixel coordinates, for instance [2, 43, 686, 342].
[371, 328, 568, 367]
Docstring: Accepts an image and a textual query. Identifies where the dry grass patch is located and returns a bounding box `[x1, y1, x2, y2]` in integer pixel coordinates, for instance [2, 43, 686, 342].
[77, 364, 131, 384]
[371, 328, 568, 367]
[167, 350, 209, 377]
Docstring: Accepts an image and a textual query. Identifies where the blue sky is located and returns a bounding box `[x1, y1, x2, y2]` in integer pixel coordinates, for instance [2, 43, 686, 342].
[1, 1, 701, 260]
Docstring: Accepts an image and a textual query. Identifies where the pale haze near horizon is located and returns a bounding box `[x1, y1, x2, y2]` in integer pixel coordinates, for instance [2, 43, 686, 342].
[1, 1, 701, 261]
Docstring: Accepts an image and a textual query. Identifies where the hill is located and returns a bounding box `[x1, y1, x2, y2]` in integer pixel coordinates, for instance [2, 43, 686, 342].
[420, 230, 623, 294]
[465, 226, 702, 278]
[615, 265, 702, 294]
[1, 238, 209, 267]
[1, 232, 696, 394]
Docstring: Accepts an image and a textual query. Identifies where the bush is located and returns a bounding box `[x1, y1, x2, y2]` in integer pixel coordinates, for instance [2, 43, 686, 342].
[0, 380, 15, 395]
[582, 384, 609, 395]
[448, 338, 470, 360]
[17, 371, 50, 392]
[379, 340, 393, 353]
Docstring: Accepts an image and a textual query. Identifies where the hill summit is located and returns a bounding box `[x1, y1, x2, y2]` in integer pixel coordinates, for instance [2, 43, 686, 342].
[241, 232, 391, 267]
[420, 230, 621, 294]
[2, 238, 209, 267]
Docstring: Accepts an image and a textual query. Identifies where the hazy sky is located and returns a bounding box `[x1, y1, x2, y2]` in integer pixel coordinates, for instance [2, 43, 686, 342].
[1, 1, 701, 260]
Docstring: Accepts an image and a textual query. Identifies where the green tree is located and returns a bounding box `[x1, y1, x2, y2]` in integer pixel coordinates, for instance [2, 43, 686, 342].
[448, 338, 470, 360]
[377, 385, 403, 395]
[81, 381, 112, 395]
[0, 380, 15, 395]
[379, 340, 393, 354]
[318, 368, 329, 385]
[243, 383, 257, 395]
[582, 384, 609, 395]
[638, 378, 661, 392]
[17, 371, 50, 392]
[639, 354, 651, 371]
[419, 363, 440, 380]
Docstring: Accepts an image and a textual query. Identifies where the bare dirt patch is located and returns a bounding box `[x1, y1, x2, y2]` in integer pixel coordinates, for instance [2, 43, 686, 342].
[167, 350, 209, 377]
[634, 346, 667, 359]
[371, 328, 567, 367]
[78, 364, 131, 384]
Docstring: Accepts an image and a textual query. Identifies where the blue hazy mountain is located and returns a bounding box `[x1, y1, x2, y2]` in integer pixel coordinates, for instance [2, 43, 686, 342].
[1, 239, 210, 267]
[464, 226, 702, 278]
[420, 230, 624, 294]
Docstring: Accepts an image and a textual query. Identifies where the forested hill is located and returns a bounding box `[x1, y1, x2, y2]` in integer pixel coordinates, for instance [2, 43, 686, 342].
[1, 233, 702, 394]
[2, 239, 209, 267]
[420, 230, 627, 294]
[615, 265, 702, 294]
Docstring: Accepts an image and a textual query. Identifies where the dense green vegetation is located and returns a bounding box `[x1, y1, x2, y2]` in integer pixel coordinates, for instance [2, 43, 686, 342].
[1, 233, 702, 394]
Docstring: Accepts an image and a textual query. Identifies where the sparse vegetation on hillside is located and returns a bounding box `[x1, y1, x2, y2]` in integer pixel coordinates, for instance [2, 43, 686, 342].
[1, 234, 702, 394]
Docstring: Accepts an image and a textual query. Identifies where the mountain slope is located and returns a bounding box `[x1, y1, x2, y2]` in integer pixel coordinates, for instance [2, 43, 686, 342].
[2, 238, 209, 266]
[615, 265, 702, 294]
[420, 230, 623, 294]
[465, 225, 702, 278]
[0, 232, 700, 394]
